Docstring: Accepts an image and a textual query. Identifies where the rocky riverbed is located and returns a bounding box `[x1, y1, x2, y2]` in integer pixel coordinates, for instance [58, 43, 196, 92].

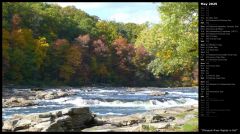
[82, 105, 198, 132]
[2, 107, 95, 132]
[2, 87, 198, 132]
[2, 105, 198, 132]
[2, 88, 76, 108]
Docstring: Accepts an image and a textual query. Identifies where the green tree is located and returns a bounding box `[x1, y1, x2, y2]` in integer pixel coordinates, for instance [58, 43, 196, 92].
[96, 21, 119, 45]
[136, 3, 198, 81]
[118, 23, 147, 44]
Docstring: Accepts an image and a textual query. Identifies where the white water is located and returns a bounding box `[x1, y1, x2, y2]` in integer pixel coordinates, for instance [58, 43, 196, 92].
[43, 97, 197, 110]
[2, 87, 198, 118]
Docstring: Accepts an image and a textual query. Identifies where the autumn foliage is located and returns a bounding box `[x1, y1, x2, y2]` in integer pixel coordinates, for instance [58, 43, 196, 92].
[2, 2, 198, 87]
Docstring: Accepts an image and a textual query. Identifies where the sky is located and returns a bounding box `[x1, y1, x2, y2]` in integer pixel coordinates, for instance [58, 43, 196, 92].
[50, 2, 161, 24]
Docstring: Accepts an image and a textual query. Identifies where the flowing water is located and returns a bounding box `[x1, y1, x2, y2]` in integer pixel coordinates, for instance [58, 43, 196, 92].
[2, 87, 198, 119]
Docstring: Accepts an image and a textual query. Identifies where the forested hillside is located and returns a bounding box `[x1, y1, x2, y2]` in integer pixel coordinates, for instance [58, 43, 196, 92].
[2, 2, 198, 87]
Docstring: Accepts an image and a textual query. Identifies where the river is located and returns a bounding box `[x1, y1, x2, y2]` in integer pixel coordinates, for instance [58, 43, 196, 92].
[2, 87, 198, 119]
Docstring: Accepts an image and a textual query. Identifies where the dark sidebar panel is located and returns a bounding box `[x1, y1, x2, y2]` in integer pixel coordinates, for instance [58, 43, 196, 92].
[199, 0, 240, 132]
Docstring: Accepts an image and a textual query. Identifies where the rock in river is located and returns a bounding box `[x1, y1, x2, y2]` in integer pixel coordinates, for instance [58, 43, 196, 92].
[150, 91, 168, 96]
[35, 90, 75, 100]
[2, 97, 36, 108]
[30, 88, 44, 91]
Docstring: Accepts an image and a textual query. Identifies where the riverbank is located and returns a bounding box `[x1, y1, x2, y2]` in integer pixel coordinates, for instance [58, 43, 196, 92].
[84, 104, 198, 132]
[3, 85, 198, 91]
[2, 86, 198, 97]
[2, 105, 198, 132]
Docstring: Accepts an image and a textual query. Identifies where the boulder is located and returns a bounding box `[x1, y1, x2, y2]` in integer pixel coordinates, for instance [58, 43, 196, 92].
[30, 121, 51, 131]
[69, 107, 90, 115]
[31, 88, 44, 91]
[2, 120, 14, 131]
[126, 88, 137, 92]
[57, 92, 68, 97]
[99, 115, 145, 127]
[35, 91, 75, 100]
[81, 124, 117, 132]
[13, 119, 32, 131]
[2, 97, 36, 108]
[36, 91, 47, 99]
[2, 107, 95, 132]
[143, 114, 176, 123]
[38, 113, 53, 118]
[44, 93, 56, 100]
[150, 91, 168, 96]
[151, 114, 166, 123]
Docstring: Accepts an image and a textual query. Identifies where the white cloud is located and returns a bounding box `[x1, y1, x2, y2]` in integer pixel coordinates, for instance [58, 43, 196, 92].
[109, 13, 130, 22]
[109, 10, 160, 24]
[50, 2, 160, 24]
